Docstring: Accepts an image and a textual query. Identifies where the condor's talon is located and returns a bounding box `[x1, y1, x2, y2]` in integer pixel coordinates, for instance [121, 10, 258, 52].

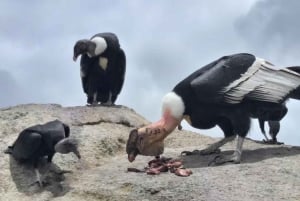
[208, 156, 216, 166]
[262, 139, 273, 144]
[208, 155, 230, 166]
[29, 179, 48, 188]
[87, 102, 99, 107]
[208, 155, 223, 166]
[263, 139, 284, 145]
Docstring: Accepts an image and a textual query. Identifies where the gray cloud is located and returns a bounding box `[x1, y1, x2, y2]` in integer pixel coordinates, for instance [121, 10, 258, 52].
[0, 69, 27, 106]
[1, 0, 299, 145]
[236, 0, 300, 63]
[235, 0, 300, 145]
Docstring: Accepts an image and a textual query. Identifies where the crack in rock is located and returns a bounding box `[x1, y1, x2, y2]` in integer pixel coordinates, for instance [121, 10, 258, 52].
[72, 119, 134, 127]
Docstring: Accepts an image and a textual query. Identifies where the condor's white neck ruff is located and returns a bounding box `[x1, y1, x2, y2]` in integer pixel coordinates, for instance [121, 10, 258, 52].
[90, 36, 107, 56]
[162, 92, 185, 120]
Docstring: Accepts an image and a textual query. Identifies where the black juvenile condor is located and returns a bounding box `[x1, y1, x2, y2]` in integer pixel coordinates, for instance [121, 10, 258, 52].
[126, 53, 300, 165]
[4, 120, 81, 186]
[73, 32, 126, 106]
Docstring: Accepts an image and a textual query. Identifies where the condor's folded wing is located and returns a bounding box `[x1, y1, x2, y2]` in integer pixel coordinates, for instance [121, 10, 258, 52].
[190, 53, 300, 104]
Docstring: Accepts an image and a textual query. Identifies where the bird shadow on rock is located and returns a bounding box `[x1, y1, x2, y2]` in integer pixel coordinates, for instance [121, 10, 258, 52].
[181, 145, 300, 169]
[9, 156, 71, 197]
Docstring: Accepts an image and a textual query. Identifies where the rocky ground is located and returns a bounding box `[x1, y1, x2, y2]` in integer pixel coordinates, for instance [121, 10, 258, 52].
[0, 104, 299, 201]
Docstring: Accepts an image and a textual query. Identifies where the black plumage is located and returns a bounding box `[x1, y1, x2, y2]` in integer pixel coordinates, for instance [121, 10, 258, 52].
[256, 65, 300, 145]
[174, 53, 300, 164]
[5, 120, 80, 186]
[73, 32, 126, 106]
[258, 119, 281, 144]
[126, 53, 300, 164]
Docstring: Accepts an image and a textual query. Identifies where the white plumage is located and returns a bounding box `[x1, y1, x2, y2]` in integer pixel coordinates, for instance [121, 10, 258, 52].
[90, 37, 107, 56]
[221, 57, 300, 104]
[162, 92, 185, 120]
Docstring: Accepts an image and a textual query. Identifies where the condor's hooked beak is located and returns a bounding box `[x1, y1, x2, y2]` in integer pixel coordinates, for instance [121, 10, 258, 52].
[55, 138, 81, 160]
[73, 54, 79, 62]
[126, 110, 180, 162]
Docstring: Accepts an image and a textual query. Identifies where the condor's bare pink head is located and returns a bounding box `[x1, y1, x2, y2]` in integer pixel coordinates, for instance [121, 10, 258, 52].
[126, 92, 185, 162]
[126, 128, 165, 162]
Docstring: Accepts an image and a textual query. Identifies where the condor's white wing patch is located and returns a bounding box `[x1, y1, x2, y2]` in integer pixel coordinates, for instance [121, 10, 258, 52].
[221, 58, 300, 104]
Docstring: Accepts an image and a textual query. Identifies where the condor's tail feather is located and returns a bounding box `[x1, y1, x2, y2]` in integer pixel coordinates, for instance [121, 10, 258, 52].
[287, 66, 300, 100]
[4, 146, 13, 154]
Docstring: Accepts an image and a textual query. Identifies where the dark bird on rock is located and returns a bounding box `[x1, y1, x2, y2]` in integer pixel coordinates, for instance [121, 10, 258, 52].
[126, 53, 300, 165]
[4, 120, 80, 186]
[73, 32, 126, 106]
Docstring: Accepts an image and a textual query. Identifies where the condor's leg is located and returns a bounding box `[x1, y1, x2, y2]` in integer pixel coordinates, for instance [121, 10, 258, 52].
[265, 121, 283, 144]
[258, 118, 269, 141]
[209, 136, 245, 166]
[29, 160, 45, 187]
[209, 116, 250, 165]
[101, 92, 113, 106]
[181, 118, 235, 155]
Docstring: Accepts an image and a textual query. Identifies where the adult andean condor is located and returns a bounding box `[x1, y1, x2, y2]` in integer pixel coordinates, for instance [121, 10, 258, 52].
[73, 32, 126, 106]
[4, 120, 81, 186]
[126, 53, 300, 165]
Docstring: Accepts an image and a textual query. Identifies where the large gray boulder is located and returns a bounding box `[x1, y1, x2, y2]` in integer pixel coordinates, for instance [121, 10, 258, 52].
[0, 104, 299, 201]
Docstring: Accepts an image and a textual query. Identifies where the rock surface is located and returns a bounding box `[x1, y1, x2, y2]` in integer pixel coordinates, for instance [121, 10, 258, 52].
[0, 104, 299, 201]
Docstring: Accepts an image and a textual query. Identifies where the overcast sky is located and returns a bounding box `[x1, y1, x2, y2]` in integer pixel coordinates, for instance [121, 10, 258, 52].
[1, 0, 300, 146]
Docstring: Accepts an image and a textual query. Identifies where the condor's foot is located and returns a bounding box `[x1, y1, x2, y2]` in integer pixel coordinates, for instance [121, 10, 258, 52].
[263, 139, 284, 145]
[181, 148, 221, 156]
[30, 179, 49, 187]
[86, 102, 100, 107]
[99, 100, 114, 106]
[208, 152, 241, 166]
[30, 169, 48, 187]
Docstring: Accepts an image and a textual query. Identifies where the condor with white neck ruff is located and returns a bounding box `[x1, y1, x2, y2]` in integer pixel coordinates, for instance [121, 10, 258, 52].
[73, 32, 126, 106]
[126, 53, 300, 165]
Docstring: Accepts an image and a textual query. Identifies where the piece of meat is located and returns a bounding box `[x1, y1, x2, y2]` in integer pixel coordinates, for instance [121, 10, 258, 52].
[146, 168, 161, 175]
[128, 156, 192, 177]
[155, 165, 169, 172]
[148, 160, 163, 168]
[174, 168, 193, 177]
[166, 159, 183, 168]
